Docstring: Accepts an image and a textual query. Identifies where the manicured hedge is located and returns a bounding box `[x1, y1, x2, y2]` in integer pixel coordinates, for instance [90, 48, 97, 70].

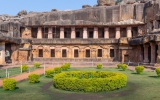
[135, 66, 144, 74]
[97, 64, 102, 69]
[156, 67, 160, 76]
[53, 71, 127, 92]
[20, 64, 28, 72]
[45, 69, 54, 78]
[28, 73, 40, 83]
[3, 78, 17, 91]
[34, 62, 41, 68]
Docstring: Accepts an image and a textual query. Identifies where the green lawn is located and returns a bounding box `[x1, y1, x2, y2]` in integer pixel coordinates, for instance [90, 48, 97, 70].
[0, 67, 160, 100]
[0, 67, 37, 78]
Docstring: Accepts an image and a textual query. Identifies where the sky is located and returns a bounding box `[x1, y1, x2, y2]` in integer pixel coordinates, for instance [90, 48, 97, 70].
[0, 0, 97, 16]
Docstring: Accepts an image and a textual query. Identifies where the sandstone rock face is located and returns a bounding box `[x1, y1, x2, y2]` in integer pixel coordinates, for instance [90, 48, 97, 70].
[120, 0, 136, 5]
[140, 0, 151, 3]
[97, 0, 115, 6]
[51, 9, 57, 12]
[17, 10, 27, 16]
[82, 5, 92, 8]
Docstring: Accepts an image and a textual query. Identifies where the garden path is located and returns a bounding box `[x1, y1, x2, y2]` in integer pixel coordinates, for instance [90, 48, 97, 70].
[0, 67, 51, 87]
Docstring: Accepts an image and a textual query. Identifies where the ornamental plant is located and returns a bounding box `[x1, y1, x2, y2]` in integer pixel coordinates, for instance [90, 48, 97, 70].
[45, 69, 54, 78]
[54, 67, 61, 74]
[121, 64, 128, 71]
[65, 63, 71, 69]
[20, 64, 28, 72]
[28, 73, 40, 83]
[3, 78, 17, 91]
[97, 64, 102, 69]
[34, 62, 41, 68]
[117, 64, 122, 69]
[61, 64, 69, 71]
[156, 67, 160, 76]
[135, 66, 144, 74]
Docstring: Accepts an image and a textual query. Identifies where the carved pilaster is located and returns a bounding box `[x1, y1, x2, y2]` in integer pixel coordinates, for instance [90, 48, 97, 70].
[143, 44, 149, 64]
[156, 42, 160, 63]
[22, 27, 32, 39]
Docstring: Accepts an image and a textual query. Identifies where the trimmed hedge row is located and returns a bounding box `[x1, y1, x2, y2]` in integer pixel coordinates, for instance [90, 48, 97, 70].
[53, 71, 127, 92]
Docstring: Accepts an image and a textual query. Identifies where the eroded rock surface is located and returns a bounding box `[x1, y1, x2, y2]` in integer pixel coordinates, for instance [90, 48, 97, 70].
[97, 0, 115, 6]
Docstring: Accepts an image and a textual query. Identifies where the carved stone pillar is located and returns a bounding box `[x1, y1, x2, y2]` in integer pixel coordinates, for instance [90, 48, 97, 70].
[91, 49, 96, 58]
[143, 45, 149, 64]
[83, 27, 88, 39]
[68, 47, 72, 58]
[55, 47, 61, 58]
[127, 27, 132, 38]
[37, 27, 42, 39]
[0, 42, 6, 64]
[11, 44, 18, 64]
[94, 27, 98, 39]
[22, 27, 32, 38]
[79, 49, 84, 58]
[60, 27, 64, 39]
[48, 27, 53, 39]
[71, 27, 75, 39]
[43, 47, 50, 58]
[157, 42, 160, 63]
[153, 20, 159, 30]
[150, 43, 156, 65]
[116, 27, 120, 39]
[104, 27, 109, 39]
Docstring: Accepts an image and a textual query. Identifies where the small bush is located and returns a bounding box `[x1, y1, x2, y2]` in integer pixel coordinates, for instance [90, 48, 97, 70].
[65, 63, 71, 69]
[20, 64, 28, 72]
[117, 64, 122, 69]
[34, 62, 41, 68]
[121, 64, 128, 71]
[135, 66, 144, 74]
[45, 69, 54, 78]
[97, 64, 102, 69]
[61, 64, 68, 71]
[54, 67, 61, 74]
[156, 67, 160, 77]
[28, 73, 40, 83]
[3, 78, 17, 91]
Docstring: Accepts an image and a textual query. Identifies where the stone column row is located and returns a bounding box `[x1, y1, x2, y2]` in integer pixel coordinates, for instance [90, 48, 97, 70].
[143, 43, 156, 65]
[37, 27, 133, 39]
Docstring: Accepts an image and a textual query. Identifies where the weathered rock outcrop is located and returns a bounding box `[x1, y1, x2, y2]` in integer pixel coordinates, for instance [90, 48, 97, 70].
[82, 5, 92, 8]
[120, 0, 136, 5]
[17, 10, 27, 16]
[97, 0, 115, 6]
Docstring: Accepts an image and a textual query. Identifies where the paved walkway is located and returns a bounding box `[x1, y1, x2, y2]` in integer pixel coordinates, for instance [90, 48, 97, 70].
[0, 67, 50, 87]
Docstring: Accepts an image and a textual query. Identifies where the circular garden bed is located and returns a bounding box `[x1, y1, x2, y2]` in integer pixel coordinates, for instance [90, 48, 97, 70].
[53, 71, 127, 92]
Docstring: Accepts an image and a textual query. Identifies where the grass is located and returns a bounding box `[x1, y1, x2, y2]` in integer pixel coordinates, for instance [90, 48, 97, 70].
[0, 67, 37, 78]
[0, 67, 160, 100]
